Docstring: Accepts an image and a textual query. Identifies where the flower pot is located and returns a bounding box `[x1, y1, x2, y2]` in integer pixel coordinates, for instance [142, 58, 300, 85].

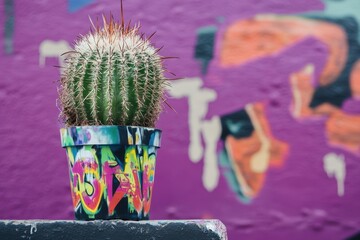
[60, 125, 161, 220]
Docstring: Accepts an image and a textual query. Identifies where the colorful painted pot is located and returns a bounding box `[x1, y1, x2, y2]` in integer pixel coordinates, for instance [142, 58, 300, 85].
[60, 125, 161, 220]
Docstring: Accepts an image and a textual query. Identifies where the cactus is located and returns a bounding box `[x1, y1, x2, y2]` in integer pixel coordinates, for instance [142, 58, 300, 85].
[59, 14, 168, 127]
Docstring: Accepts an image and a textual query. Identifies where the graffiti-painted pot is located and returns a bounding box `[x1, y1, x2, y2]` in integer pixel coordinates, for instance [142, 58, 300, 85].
[60, 125, 161, 221]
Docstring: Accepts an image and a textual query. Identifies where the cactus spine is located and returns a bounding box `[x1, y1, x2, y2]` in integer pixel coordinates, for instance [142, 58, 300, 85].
[59, 15, 168, 127]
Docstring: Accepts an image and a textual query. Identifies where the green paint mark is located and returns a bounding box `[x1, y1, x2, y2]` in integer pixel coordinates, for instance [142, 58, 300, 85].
[194, 26, 217, 75]
[100, 147, 116, 164]
[62, 130, 75, 146]
[4, 0, 14, 54]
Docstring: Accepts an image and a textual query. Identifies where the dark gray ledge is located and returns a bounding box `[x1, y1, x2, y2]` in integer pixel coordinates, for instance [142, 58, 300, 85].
[0, 219, 227, 240]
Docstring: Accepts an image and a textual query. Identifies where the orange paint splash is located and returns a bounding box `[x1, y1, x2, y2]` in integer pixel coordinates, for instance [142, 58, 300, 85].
[221, 15, 347, 86]
[326, 111, 360, 155]
[225, 103, 289, 198]
[350, 60, 360, 98]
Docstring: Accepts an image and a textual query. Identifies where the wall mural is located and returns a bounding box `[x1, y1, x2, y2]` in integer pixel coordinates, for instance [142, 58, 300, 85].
[168, 0, 360, 205]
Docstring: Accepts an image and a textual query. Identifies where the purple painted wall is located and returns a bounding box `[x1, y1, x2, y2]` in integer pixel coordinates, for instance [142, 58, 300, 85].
[1, 0, 360, 239]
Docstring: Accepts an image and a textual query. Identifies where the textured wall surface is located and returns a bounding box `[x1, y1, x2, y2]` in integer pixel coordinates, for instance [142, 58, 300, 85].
[1, 0, 360, 239]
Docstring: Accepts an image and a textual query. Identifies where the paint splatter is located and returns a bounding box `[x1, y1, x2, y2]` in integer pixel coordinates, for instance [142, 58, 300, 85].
[194, 26, 217, 75]
[68, 0, 95, 13]
[4, 0, 14, 54]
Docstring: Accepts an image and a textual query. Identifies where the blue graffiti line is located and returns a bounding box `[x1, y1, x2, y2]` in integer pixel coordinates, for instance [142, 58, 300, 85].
[4, 0, 14, 54]
[68, 0, 95, 13]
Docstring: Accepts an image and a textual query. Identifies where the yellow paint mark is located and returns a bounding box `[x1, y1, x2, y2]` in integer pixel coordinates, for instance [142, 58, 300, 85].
[85, 182, 94, 195]
[290, 64, 315, 119]
[67, 147, 75, 165]
[245, 104, 271, 173]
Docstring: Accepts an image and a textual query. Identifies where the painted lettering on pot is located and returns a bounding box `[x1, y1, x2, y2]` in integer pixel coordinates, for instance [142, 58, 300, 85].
[101, 146, 155, 216]
[71, 147, 103, 217]
[67, 145, 156, 219]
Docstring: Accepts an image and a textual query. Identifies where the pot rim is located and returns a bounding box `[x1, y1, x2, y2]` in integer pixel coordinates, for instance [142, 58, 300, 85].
[60, 125, 161, 148]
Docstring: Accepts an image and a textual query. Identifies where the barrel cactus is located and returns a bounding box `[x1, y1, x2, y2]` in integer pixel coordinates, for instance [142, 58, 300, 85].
[59, 14, 169, 127]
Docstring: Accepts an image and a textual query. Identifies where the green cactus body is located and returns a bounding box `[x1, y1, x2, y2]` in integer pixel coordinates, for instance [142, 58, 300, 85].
[60, 18, 167, 127]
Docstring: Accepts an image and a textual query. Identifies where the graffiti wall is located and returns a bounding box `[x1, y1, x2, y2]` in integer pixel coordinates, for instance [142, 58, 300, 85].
[0, 0, 359, 239]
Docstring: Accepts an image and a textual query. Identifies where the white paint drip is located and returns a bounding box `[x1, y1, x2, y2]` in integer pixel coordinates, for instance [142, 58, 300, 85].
[202, 116, 221, 191]
[39, 40, 71, 71]
[323, 152, 346, 197]
[168, 78, 217, 163]
[168, 77, 220, 192]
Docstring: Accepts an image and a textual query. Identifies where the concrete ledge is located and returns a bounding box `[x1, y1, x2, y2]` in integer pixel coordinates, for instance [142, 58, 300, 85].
[0, 219, 227, 240]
